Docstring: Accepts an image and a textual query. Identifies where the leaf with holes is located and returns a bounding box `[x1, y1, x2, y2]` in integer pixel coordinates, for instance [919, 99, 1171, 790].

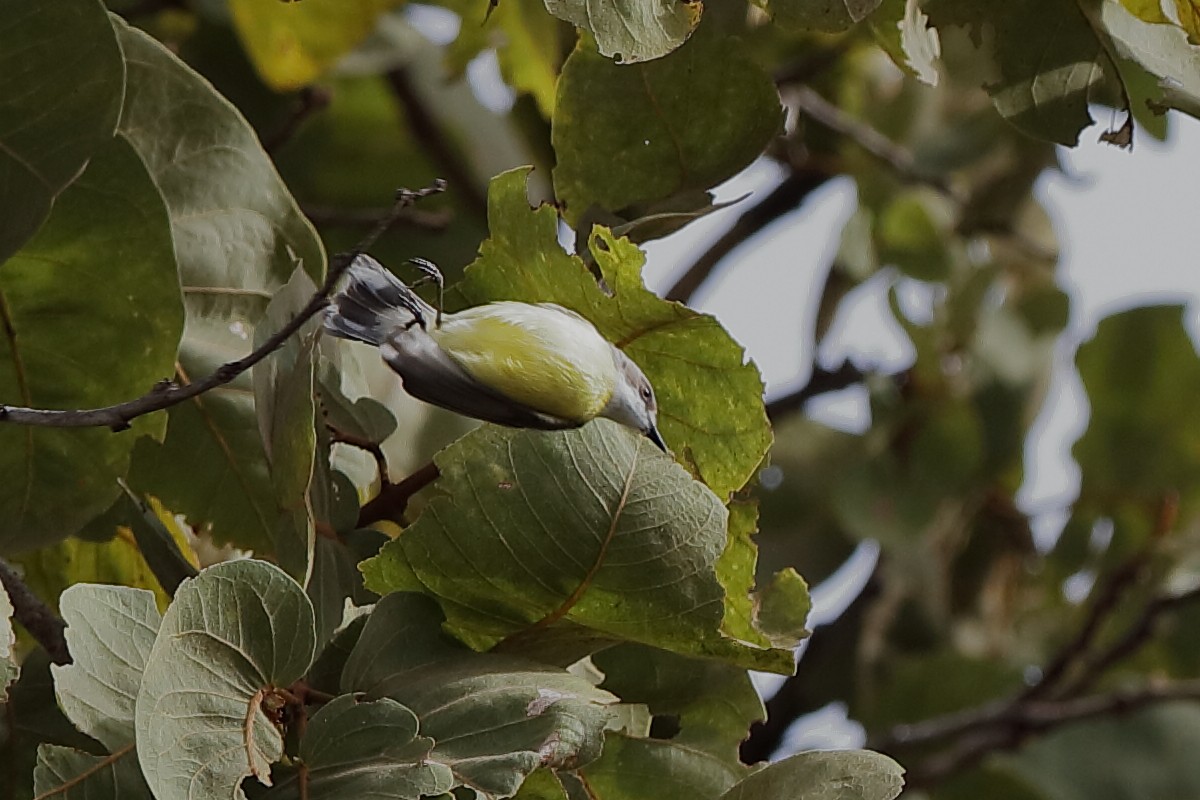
[114, 19, 326, 553]
[553, 31, 781, 225]
[134, 560, 316, 800]
[0, 135, 182, 553]
[718, 750, 905, 799]
[362, 421, 793, 673]
[0, 581, 15, 701]
[451, 167, 771, 500]
[338, 593, 618, 797]
[0, 0, 125, 265]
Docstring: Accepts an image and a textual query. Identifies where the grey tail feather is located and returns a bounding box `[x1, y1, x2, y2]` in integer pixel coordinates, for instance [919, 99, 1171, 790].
[323, 254, 434, 346]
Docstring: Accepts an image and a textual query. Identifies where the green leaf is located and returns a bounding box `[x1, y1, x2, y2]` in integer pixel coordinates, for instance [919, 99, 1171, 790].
[264, 695, 453, 800]
[925, 0, 1116, 145]
[0, 581, 15, 701]
[363, 422, 791, 671]
[753, 568, 812, 648]
[543, 0, 701, 63]
[875, 190, 952, 281]
[135, 560, 317, 800]
[0, 0, 124, 265]
[228, 0, 403, 90]
[577, 733, 746, 799]
[52, 585, 162, 752]
[553, 31, 780, 224]
[34, 744, 148, 800]
[342, 593, 619, 797]
[308, 532, 384, 650]
[1090, 0, 1200, 122]
[592, 644, 763, 773]
[112, 489, 199, 597]
[0, 135, 183, 553]
[717, 750, 905, 800]
[115, 19, 326, 553]
[253, 268, 320, 583]
[764, 0, 883, 31]
[1073, 305, 1200, 511]
[454, 168, 772, 499]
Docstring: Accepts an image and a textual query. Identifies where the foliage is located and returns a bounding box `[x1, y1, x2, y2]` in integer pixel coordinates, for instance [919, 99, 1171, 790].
[0, 0, 1198, 798]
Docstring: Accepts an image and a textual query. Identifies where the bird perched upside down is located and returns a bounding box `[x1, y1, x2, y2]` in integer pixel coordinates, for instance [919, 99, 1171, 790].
[322, 255, 667, 451]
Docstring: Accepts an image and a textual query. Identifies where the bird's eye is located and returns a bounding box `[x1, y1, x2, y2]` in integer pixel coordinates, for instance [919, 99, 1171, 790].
[641, 387, 652, 400]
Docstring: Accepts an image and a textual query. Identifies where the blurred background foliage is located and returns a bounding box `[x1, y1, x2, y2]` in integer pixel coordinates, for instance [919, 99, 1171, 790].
[2, 0, 1200, 798]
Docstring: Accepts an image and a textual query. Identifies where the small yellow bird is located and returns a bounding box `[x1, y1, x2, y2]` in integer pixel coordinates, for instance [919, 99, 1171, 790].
[323, 255, 667, 451]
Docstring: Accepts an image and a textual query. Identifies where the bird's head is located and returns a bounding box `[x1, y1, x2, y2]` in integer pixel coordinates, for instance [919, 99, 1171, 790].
[602, 348, 668, 452]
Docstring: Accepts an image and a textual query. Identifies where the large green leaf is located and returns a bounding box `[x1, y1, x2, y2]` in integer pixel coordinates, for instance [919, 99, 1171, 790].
[764, 0, 883, 31]
[543, 0, 701, 63]
[717, 750, 904, 800]
[340, 593, 619, 797]
[0, 135, 182, 553]
[1073, 305, 1200, 512]
[925, 0, 1117, 145]
[454, 168, 772, 499]
[115, 20, 326, 553]
[553, 31, 780, 224]
[363, 422, 792, 671]
[134, 560, 317, 800]
[33, 745, 148, 800]
[52, 585, 162, 752]
[264, 695, 453, 800]
[0, 0, 124, 265]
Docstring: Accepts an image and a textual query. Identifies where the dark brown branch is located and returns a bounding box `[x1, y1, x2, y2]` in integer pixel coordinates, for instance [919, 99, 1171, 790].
[664, 169, 830, 304]
[301, 203, 453, 232]
[264, 86, 332, 154]
[904, 680, 1200, 789]
[789, 86, 964, 203]
[0, 180, 446, 432]
[327, 426, 391, 488]
[357, 461, 440, 528]
[765, 361, 867, 421]
[385, 67, 490, 221]
[0, 557, 69, 665]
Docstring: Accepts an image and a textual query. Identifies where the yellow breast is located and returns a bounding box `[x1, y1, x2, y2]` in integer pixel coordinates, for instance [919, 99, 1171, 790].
[430, 302, 617, 423]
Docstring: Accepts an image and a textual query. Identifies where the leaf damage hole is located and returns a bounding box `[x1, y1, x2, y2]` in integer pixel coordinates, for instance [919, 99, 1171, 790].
[649, 713, 681, 740]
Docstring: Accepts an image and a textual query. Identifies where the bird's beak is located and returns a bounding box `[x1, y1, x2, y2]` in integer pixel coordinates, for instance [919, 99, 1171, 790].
[645, 424, 668, 453]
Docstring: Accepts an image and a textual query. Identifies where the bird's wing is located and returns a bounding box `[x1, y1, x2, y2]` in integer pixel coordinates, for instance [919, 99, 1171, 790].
[381, 329, 582, 430]
[430, 303, 617, 424]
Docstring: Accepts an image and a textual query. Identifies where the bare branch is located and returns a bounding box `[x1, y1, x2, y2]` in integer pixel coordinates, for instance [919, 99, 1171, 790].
[664, 169, 830, 304]
[765, 361, 868, 421]
[0, 557, 69, 665]
[358, 461, 440, 528]
[264, 86, 332, 154]
[327, 426, 391, 488]
[0, 180, 446, 432]
[789, 85, 964, 203]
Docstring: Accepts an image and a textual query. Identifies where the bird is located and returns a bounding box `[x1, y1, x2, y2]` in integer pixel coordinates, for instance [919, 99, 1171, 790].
[322, 254, 667, 451]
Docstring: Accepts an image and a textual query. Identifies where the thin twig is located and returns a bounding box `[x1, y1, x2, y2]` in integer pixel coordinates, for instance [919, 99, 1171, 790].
[357, 461, 441, 527]
[301, 203, 453, 232]
[0, 180, 446, 432]
[327, 426, 391, 487]
[765, 361, 868, 420]
[789, 85, 965, 203]
[664, 169, 830, 304]
[0, 557, 69, 665]
[385, 67, 490, 220]
[264, 86, 332, 154]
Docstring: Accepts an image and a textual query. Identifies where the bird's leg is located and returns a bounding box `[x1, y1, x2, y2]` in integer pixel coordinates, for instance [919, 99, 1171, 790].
[406, 257, 444, 328]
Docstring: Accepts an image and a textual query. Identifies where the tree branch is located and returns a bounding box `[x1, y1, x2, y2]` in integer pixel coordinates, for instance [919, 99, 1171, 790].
[0, 557, 69, 665]
[357, 461, 440, 528]
[664, 169, 830, 304]
[327, 426, 391, 488]
[765, 361, 868, 421]
[788, 86, 964, 203]
[264, 86, 332, 154]
[0, 180, 446, 432]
